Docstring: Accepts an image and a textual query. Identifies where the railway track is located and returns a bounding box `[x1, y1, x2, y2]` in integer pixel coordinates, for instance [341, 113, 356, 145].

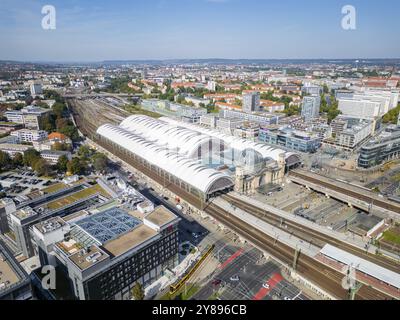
[205, 203, 392, 300]
[69, 98, 395, 300]
[223, 194, 400, 273]
[289, 170, 400, 214]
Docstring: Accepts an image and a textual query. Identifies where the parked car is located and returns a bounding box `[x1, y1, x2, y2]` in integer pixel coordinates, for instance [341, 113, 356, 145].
[212, 279, 222, 286]
[230, 275, 240, 282]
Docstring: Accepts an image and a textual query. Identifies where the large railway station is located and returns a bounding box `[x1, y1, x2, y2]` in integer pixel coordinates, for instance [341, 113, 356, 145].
[97, 115, 302, 199]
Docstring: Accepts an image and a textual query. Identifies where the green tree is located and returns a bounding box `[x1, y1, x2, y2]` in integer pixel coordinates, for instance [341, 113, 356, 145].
[40, 113, 56, 132]
[12, 153, 24, 167]
[57, 155, 69, 172]
[52, 142, 69, 151]
[131, 282, 145, 300]
[52, 102, 68, 118]
[92, 153, 108, 172]
[77, 145, 92, 159]
[67, 158, 84, 175]
[0, 151, 10, 171]
[59, 125, 80, 141]
[33, 158, 50, 177]
[383, 104, 400, 124]
[23, 149, 41, 167]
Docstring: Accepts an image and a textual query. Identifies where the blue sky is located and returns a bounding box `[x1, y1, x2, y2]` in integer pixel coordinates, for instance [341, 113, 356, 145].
[0, 0, 399, 61]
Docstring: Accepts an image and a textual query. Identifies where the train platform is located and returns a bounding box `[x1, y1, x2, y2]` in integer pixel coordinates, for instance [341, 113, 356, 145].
[289, 170, 400, 219]
[213, 197, 321, 258]
[227, 192, 400, 262]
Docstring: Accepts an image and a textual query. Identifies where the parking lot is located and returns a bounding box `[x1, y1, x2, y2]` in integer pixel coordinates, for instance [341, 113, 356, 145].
[0, 170, 52, 197]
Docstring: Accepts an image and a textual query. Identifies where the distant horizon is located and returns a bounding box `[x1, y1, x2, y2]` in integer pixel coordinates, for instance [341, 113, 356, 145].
[1, 0, 400, 61]
[2, 57, 400, 65]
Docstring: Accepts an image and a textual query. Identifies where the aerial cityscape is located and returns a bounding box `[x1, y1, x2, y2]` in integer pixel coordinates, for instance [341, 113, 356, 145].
[0, 0, 400, 307]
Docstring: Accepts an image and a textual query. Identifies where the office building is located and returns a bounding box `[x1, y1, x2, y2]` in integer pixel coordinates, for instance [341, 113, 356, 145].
[220, 109, 281, 125]
[4, 106, 51, 130]
[216, 117, 243, 134]
[0, 144, 31, 157]
[200, 114, 218, 129]
[328, 116, 374, 149]
[259, 127, 321, 153]
[338, 90, 399, 119]
[234, 123, 260, 141]
[358, 126, 400, 168]
[0, 240, 32, 300]
[31, 205, 180, 300]
[40, 150, 72, 165]
[10, 181, 112, 258]
[301, 96, 321, 122]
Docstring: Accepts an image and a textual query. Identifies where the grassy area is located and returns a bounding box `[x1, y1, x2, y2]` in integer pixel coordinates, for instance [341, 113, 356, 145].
[45, 184, 110, 210]
[42, 182, 68, 194]
[124, 104, 162, 118]
[382, 229, 400, 245]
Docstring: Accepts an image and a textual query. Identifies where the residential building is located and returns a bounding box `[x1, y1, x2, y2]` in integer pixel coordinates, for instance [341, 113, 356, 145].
[47, 132, 72, 145]
[242, 92, 260, 112]
[207, 81, 216, 91]
[184, 96, 210, 108]
[302, 85, 322, 96]
[10, 129, 48, 143]
[260, 100, 285, 113]
[30, 83, 43, 96]
[301, 96, 321, 122]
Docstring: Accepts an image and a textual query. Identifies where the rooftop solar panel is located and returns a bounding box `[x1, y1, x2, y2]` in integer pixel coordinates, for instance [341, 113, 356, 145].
[74, 208, 141, 244]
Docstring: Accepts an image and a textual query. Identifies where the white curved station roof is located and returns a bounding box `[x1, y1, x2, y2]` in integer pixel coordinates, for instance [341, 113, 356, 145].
[159, 117, 299, 163]
[97, 124, 234, 195]
[120, 115, 222, 158]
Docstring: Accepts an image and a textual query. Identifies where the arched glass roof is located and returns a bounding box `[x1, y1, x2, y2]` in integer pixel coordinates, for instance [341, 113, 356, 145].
[97, 124, 234, 195]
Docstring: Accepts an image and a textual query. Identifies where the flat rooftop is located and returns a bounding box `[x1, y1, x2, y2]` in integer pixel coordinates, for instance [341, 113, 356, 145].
[43, 184, 110, 211]
[0, 240, 26, 293]
[69, 245, 109, 271]
[74, 207, 142, 244]
[145, 205, 178, 228]
[42, 182, 68, 194]
[320, 244, 400, 289]
[0, 256, 20, 290]
[103, 224, 158, 257]
[34, 216, 66, 234]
